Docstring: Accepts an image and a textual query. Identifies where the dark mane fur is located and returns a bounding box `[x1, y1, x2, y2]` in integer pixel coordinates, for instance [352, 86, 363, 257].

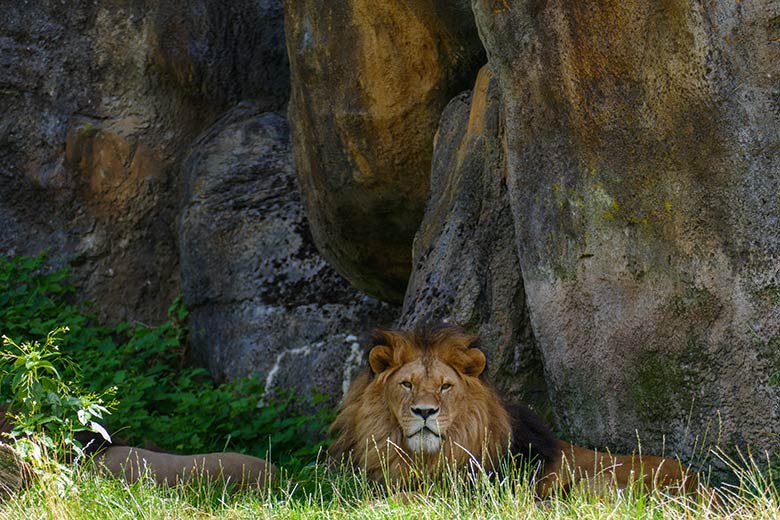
[369, 321, 469, 351]
[505, 402, 560, 466]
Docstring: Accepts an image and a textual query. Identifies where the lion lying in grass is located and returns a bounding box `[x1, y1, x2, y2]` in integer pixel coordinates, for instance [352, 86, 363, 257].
[0, 406, 275, 492]
[74, 430, 276, 489]
[330, 324, 697, 496]
[94, 446, 276, 488]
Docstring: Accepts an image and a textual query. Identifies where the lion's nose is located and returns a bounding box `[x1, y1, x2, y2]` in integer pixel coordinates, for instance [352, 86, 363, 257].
[411, 405, 439, 420]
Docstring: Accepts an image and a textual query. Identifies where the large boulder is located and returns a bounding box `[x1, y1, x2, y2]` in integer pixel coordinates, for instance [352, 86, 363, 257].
[178, 105, 396, 402]
[0, 0, 289, 325]
[472, 1, 780, 458]
[283, 0, 485, 302]
[399, 66, 548, 412]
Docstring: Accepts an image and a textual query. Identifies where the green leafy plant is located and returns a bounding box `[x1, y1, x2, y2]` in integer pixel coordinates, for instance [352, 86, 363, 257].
[0, 254, 335, 470]
[0, 254, 81, 342]
[0, 328, 114, 456]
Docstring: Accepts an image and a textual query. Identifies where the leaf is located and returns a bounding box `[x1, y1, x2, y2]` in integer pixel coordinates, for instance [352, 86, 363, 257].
[89, 421, 111, 443]
[46, 391, 61, 406]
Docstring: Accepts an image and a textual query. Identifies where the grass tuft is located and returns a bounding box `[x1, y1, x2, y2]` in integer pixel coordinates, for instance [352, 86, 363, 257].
[1, 453, 778, 520]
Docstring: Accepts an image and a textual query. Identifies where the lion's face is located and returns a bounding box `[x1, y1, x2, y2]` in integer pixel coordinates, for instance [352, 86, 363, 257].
[384, 357, 463, 454]
[365, 326, 492, 456]
[329, 324, 513, 481]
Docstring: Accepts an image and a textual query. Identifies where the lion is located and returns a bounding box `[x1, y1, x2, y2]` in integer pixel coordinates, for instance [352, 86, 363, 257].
[94, 446, 276, 489]
[330, 324, 697, 496]
[0, 405, 276, 492]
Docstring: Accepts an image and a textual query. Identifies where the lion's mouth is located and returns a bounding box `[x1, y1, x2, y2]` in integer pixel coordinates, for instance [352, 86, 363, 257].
[408, 425, 442, 439]
[405, 425, 444, 454]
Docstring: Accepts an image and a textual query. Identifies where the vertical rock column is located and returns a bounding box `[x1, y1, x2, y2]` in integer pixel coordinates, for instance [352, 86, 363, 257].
[400, 66, 548, 411]
[283, 0, 485, 302]
[473, 0, 780, 457]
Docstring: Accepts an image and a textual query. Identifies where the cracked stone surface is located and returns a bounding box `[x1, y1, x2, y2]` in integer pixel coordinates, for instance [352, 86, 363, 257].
[178, 104, 397, 404]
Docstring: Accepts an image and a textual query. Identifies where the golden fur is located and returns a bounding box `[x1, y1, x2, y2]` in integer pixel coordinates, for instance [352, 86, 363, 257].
[330, 326, 512, 481]
[330, 325, 696, 495]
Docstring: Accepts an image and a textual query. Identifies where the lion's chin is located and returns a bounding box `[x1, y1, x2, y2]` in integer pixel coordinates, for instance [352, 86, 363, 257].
[405, 430, 442, 454]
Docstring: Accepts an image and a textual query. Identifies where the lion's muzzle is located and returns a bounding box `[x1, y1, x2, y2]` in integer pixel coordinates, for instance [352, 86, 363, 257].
[405, 426, 443, 454]
[404, 408, 444, 454]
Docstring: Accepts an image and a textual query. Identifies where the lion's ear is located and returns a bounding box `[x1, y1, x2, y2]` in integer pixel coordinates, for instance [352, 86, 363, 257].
[368, 345, 394, 374]
[461, 348, 486, 378]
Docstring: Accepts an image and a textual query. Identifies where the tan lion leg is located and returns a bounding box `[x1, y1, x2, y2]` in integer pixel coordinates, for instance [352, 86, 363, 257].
[538, 441, 697, 497]
[95, 446, 276, 490]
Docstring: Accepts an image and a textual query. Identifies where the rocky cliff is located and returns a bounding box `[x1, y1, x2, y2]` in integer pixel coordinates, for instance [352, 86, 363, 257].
[0, 0, 394, 406]
[286, 0, 780, 460]
[0, 0, 288, 324]
[3, 0, 779, 460]
[469, 0, 780, 459]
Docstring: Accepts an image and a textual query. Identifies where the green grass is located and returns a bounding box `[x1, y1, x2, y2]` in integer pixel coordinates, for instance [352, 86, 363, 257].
[0, 453, 778, 520]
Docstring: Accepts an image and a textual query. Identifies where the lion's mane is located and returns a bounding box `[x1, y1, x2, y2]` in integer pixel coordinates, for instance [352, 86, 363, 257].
[329, 324, 558, 482]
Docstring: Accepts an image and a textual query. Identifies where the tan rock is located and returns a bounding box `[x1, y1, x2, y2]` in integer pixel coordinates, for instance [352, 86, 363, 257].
[284, 0, 485, 302]
[64, 125, 163, 207]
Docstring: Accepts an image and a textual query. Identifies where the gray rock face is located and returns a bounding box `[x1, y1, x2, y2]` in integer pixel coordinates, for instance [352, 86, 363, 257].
[1, 1, 184, 324]
[472, 1, 780, 458]
[283, 0, 486, 302]
[1, 0, 390, 405]
[400, 66, 548, 412]
[178, 105, 396, 402]
[0, 0, 289, 325]
[153, 0, 289, 110]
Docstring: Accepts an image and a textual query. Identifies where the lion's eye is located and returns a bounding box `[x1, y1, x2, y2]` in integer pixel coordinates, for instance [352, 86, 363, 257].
[440, 383, 453, 392]
[400, 381, 413, 390]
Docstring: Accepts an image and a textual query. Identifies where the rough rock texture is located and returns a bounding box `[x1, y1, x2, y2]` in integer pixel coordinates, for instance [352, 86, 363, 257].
[284, 0, 486, 302]
[400, 66, 548, 413]
[178, 105, 396, 402]
[472, 1, 780, 458]
[0, 0, 288, 324]
[9, 0, 780, 461]
[153, 0, 288, 110]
